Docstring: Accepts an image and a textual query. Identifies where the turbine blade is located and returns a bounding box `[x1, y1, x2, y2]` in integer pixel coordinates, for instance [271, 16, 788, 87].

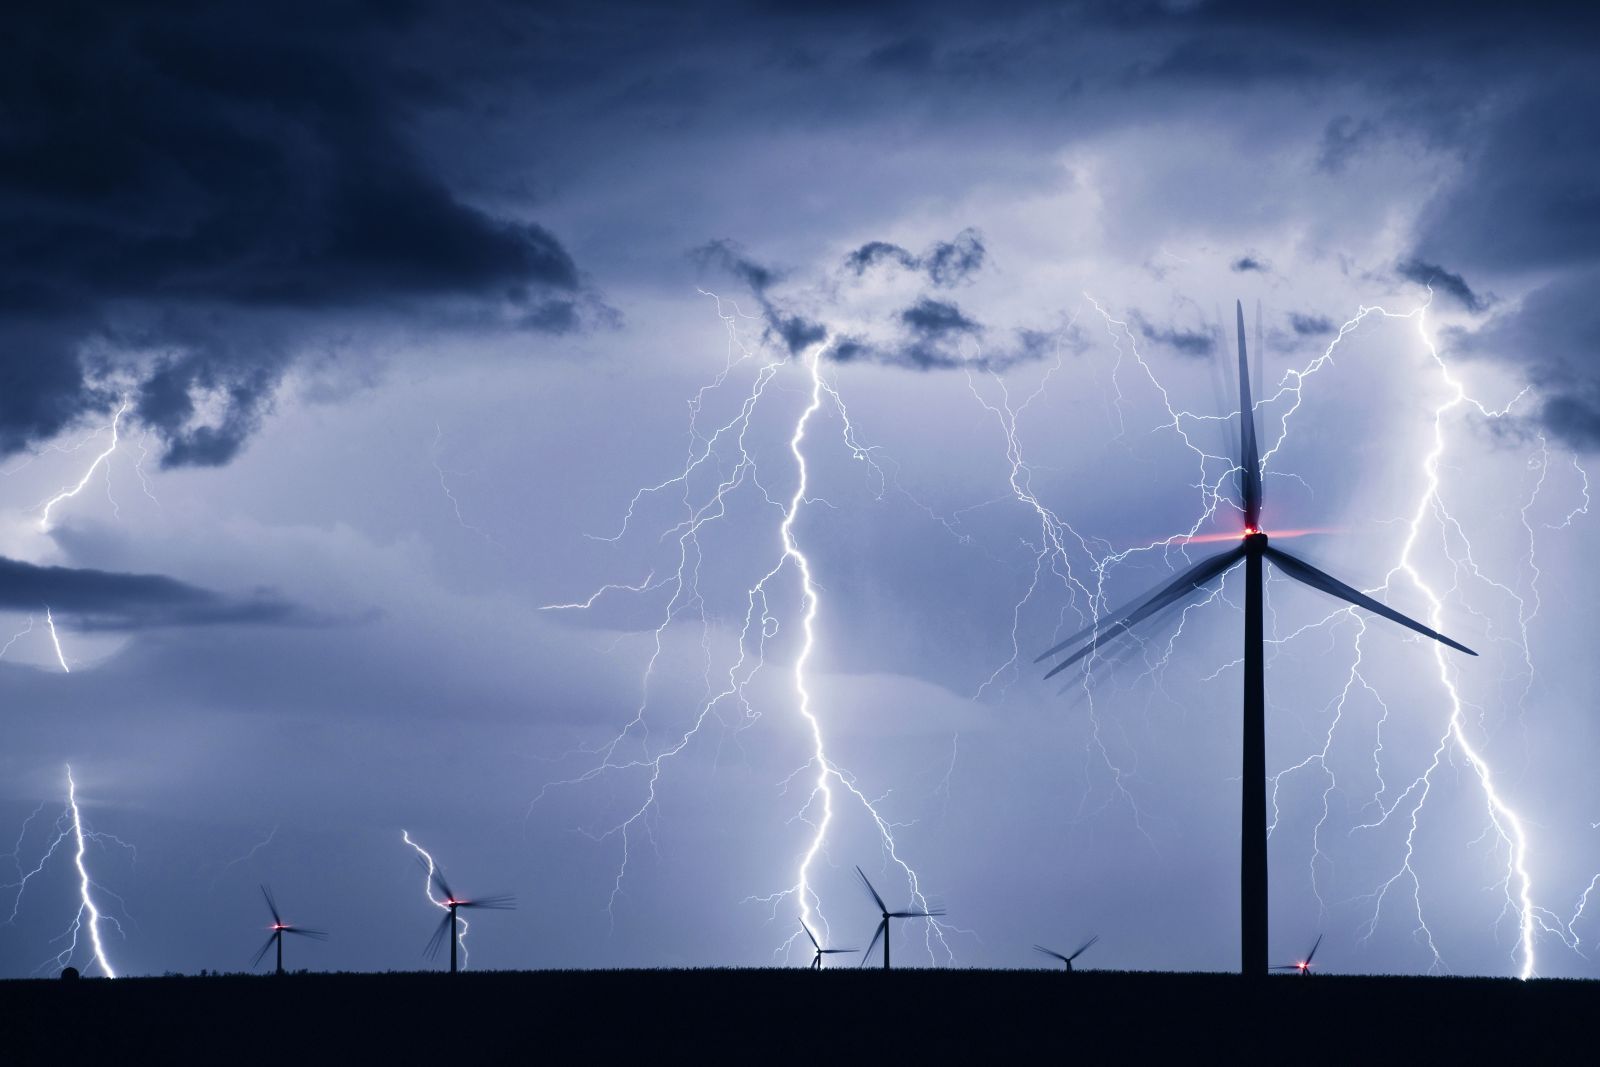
[1070, 934, 1099, 960]
[460, 894, 516, 910]
[822, 948, 856, 954]
[285, 927, 329, 940]
[424, 912, 453, 960]
[860, 920, 886, 967]
[260, 884, 281, 925]
[1305, 933, 1323, 965]
[1034, 944, 1069, 963]
[855, 866, 887, 915]
[1041, 546, 1246, 678]
[1265, 547, 1477, 656]
[1237, 300, 1262, 529]
[1269, 964, 1298, 970]
[800, 920, 820, 950]
[890, 910, 944, 918]
[430, 866, 456, 903]
[250, 932, 277, 969]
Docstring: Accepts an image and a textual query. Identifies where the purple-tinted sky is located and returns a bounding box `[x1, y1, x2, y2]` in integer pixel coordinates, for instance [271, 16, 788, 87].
[3, 1, 1598, 979]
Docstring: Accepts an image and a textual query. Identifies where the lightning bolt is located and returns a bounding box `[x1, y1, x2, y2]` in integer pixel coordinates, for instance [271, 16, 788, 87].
[3, 766, 129, 977]
[535, 291, 954, 963]
[38, 400, 129, 530]
[981, 291, 1587, 978]
[44, 607, 70, 673]
[401, 830, 470, 969]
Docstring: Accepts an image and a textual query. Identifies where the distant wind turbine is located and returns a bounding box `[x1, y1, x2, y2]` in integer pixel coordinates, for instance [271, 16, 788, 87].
[1271, 934, 1323, 976]
[420, 860, 514, 974]
[251, 885, 326, 975]
[856, 865, 944, 971]
[1034, 934, 1098, 972]
[1038, 300, 1476, 976]
[799, 919, 855, 970]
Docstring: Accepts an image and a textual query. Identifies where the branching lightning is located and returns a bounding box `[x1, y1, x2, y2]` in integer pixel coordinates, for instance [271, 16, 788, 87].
[38, 400, 129, 530]
[402, 830, 471, 968]
[534, 292, 955, 964]
[3, 766, 130, 977]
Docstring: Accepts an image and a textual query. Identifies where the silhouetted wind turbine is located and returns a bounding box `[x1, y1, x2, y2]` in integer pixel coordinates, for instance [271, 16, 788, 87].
[799, 919, 855, 970]
[251, 885, 326, 976]
[1271, 933, 1323, 976]
[856, 865, 944, 971]
[1037, 301, 1476, 977]
[1034, 935, 1098, 972]
[421, 861, 515, 974]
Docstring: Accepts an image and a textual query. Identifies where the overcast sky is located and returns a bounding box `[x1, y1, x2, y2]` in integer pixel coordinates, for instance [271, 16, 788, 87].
[3, 0, 1598, 979]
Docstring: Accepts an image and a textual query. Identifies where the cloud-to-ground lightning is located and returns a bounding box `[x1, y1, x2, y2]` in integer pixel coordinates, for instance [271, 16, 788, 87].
[43, 608, 70, 673]
[972, 290, 1589, 978]
[535, 292, 954, 963]
[37, 400, 130, 530]
[402, 830, 473, 969]
[3, 766, 130, 977]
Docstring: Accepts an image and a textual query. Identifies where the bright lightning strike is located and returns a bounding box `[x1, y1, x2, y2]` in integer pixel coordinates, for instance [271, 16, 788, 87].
[38, 400, 129, 530]
[536, 292, 953, 963]
[44, 608, 70, 673]
[3, 766, 129, 977]
[401, 830, 470, 968]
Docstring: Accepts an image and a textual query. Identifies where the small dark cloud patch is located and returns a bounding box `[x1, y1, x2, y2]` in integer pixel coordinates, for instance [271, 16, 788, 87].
[1134, 315, 1215, 357]
[1232, 256, 1269, 273]
[843, 229, 986, 288]
[1540, 393, 1600, 451]
[901, 297, 980, 338]
[1290, 313, 1335, 336]
[0, 557, 305, 631]
[0, 2, 601, 468]
[1396, 258, 1489, 313]
[691, 240, 826, 354]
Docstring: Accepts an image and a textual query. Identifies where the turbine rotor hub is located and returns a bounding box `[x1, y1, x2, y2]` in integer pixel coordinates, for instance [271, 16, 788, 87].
[1244, 530, 1269, 553]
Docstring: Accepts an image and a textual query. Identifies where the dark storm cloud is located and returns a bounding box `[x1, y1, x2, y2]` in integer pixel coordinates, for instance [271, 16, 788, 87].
[0, 0, 600, 468]
[690, 239, 826, 354]
[1396, 259, 1488, 313]
[844, 229, 987, 288]
[1231, 256, 1268, 274]
[0, 557, 302, 631]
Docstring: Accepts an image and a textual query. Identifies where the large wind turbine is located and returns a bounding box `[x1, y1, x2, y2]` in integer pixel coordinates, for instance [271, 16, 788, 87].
[251, 885, 327, 975]
[1037, 301, 1476, 976]
[421, 862, 515, 974]
[856, 866, 944, 971]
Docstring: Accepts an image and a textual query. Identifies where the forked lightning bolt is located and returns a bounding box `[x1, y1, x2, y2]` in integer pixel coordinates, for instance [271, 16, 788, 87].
[536, 292, 953, 963]
[402, 830, 472, 968]
[3, 766, 129, 977]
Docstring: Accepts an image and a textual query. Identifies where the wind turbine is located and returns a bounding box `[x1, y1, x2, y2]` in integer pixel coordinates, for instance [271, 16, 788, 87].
[799, 919, 855, 970]
[1037, 301, 1476, 977]
[856, 865, 944, 971]
[251, 885, 327, 975]
[1034, 934, 1098, 972]
[421, 860, 514, 974]
[1271, 933, 1323, 976]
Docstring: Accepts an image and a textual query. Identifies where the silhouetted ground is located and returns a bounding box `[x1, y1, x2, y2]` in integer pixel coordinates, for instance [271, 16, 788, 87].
[6, 968, 1592, 1061]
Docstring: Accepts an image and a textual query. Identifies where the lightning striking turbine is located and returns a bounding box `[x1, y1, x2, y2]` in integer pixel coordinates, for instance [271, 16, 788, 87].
[855, 865, 944, 970]
[403, 831, 514, 974]
[1034, 934, 1098, 972]
[1036, 302, 1476, 977]
[251, 885, 327, 975]
[536, 293, 952, 966]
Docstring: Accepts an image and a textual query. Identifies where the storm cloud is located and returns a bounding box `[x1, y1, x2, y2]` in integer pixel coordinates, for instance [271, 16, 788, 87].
[0, 557, 302, 631]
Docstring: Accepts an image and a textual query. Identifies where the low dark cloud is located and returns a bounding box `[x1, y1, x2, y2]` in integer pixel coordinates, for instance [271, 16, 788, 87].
[0, 1, 601, 468]
[691, 239, 826, 354]
[1289, 313, 1334, 336]
[1231, 256, 1268, 273]
[844, 229, 987, 288]
[1396, 258, 1489, 313]
[0, 557, 303, 631]
[1134, 315, 1215, 357]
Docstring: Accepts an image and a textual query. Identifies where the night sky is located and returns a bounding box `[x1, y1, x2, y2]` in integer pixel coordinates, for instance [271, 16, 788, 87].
[3, 1, 1598, 979]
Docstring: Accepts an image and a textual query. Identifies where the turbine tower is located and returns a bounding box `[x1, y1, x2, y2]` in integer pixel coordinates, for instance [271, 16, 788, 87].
[251, 885, 326, 976]
[1038, 301, 1476, 977]
[799, 919, 855, 970]
[421, 861, 514, 974]
[856, 865, 943, 971]
[1034, 934, 1098, 972]
[1271, 933, 1323, 976]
